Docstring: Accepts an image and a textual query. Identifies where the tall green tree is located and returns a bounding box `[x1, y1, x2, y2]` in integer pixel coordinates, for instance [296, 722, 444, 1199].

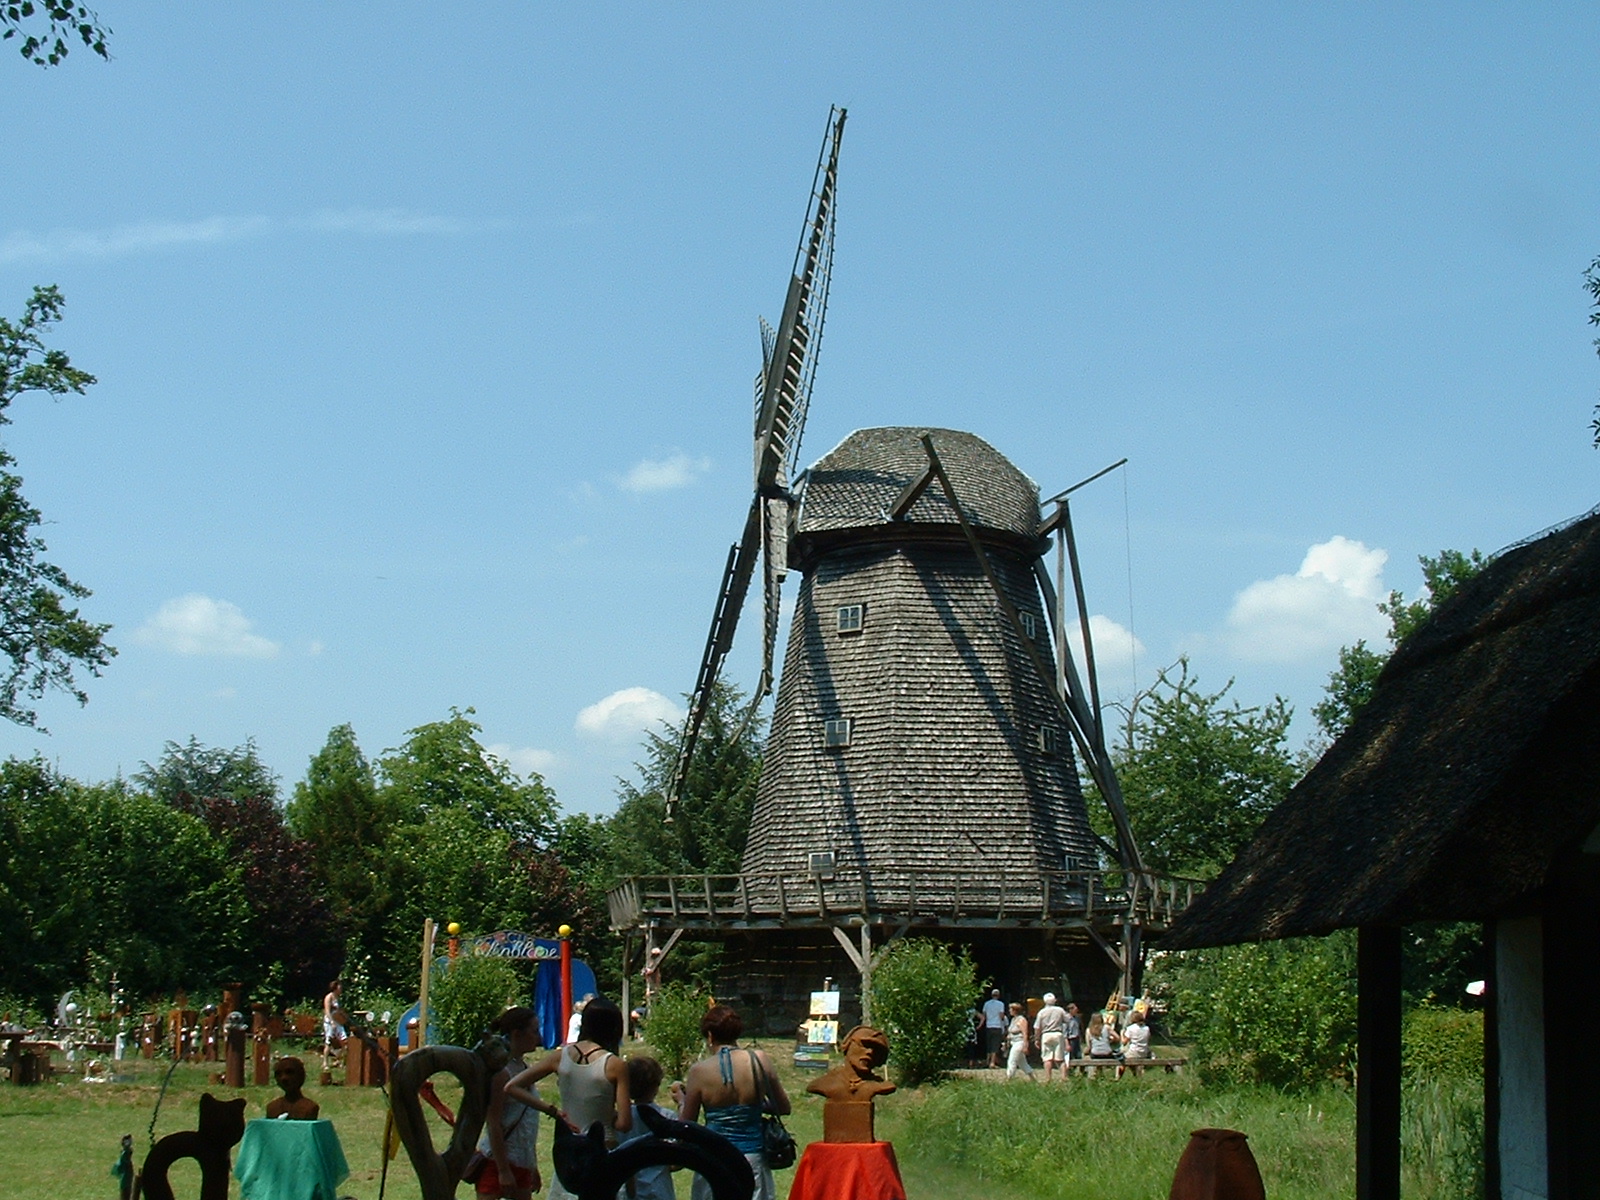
[135, 735, 279, 811]
[135, 737, 337, 998]
[378, 708, 555, 845]
[362, 710, 574, 991]
[0, 758, 245, 1004]
[604, 682, 763, 880]
[0, 287, 115, 729]
[1100, 660, 1297, 879]
[289, 724, 400, 949]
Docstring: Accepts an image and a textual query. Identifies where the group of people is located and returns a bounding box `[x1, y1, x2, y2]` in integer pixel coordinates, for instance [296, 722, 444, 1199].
[476, 999, 791, 1200]
[976, 988, 1154, 1080]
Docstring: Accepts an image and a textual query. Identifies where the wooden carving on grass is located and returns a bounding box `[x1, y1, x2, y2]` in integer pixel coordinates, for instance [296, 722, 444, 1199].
[139, 1093, 247, 1200]
[389, 1040, 508, 1200]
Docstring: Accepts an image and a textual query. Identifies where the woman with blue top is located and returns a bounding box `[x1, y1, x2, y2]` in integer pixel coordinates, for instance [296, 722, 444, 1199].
[678, 1004, 790, 1200]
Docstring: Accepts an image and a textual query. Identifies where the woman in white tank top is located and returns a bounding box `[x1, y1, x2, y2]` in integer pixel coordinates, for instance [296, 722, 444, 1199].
[506, 997, 632, 1200]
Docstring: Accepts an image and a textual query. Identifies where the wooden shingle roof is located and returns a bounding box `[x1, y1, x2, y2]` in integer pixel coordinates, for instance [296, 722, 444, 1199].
[1164, 507, 1600, 949]
[797, 427, 1043, 547]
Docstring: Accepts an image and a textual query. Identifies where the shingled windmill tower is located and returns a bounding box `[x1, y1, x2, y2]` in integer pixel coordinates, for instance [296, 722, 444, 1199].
[608, 111, 1195, 1030]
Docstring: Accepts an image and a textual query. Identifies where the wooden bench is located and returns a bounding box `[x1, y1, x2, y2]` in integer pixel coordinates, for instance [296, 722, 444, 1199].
[1065, 1056, 1186, 1076]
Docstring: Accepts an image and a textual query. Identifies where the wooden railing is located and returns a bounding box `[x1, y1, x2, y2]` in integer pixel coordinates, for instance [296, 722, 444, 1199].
[607, 867, 1202, 932]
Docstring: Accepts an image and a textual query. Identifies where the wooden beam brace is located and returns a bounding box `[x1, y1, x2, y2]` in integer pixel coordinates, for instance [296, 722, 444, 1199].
[1084, 925, 1126, 974]
[889, 462, 937, 519]
[831, 925, 866, 971]
[916, 434, 1146, 875]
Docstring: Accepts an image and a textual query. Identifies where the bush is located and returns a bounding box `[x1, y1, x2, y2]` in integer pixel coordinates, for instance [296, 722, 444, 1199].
[867, 938, 979, 1087]
[1403, 1005, 1482, 1080]
[427, 954, 523, 1047]
[1150, 930, 1357, 1091]
[645, 983, 709, 1080]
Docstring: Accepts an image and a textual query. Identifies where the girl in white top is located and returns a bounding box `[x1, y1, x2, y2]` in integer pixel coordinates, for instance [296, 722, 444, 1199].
[479, 1007, 550, 1200]
[506, 997, 632, 1200]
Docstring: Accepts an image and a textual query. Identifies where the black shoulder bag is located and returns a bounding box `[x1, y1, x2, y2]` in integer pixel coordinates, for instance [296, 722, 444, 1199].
[748, 1049, 797, 1170]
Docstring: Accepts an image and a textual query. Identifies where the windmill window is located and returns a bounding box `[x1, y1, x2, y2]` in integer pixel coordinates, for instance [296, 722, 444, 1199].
[824, 718, 853, 748]
[1019, 611, 1038, 640]
[1034, 725, 1059, 755]
[836, 604, 864, 634]
[808, 851, 836, 878]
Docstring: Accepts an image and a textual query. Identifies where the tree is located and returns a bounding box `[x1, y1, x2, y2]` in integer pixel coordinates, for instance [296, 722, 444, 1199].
[1314, 548, 1487, 740]
[1102, 660, 1298, 878]
[1588, 256, 1600, 447]
[0, 758, 246, 1004]
[0, 287, 115, 728]
[1, 1, 109, 66]
[135, 736, 280, 812]
[135, 737, 337, 998]
[868, 938, 981, 1086]
[378, 708, 555, 845]
[1150, 930, 1358, 1090]
[288, 724, 401, 948]
[605, 682, 763, 880]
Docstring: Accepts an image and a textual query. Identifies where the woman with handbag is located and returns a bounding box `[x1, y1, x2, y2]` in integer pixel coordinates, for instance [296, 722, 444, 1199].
[678, 1004, 792, 1200]
[472, 1007, 551, 1200]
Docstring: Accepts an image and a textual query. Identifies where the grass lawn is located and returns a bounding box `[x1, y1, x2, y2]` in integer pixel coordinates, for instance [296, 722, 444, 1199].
[0, 1043, 1476, 1199]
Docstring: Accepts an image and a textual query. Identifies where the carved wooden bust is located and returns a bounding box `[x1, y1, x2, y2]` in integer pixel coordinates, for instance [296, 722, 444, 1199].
[266, 1056, 320, 1120]
[806, 1025, 895, 1143]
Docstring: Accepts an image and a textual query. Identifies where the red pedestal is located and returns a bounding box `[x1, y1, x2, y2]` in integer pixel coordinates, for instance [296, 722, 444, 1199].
[788, 1141, 907, 1200]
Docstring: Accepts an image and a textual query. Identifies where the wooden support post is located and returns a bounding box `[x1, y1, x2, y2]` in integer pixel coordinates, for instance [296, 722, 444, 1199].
[1357, 924, 1402, 1200]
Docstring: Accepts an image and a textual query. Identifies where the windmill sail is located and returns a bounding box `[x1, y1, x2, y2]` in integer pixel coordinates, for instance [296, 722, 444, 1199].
[667, 107, 846, 814]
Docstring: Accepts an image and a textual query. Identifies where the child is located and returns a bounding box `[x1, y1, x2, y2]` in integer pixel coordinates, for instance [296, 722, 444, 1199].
[619, 1055, 676, 1200]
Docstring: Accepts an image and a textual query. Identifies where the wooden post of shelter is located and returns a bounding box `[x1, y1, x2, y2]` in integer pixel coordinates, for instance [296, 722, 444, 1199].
[1356, 924, 1402, 1200]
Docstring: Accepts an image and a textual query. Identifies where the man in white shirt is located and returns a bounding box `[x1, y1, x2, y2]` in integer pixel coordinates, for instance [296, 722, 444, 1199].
[981, 989, 1007, 1068]
[1033, 992, 1068, 1081]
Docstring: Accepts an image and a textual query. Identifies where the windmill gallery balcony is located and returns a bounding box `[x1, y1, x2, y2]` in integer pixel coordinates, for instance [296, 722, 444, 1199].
[607, 866, 1202, 936]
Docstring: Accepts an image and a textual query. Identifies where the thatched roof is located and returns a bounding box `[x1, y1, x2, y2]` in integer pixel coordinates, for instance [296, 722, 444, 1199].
[1164, 507, 1600, 949]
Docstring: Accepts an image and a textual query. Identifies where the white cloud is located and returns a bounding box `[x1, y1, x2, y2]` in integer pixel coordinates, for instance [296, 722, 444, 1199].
[0, 216, 272, 263]
[0, 209, 472, 263]
[134, 594, 280, 658]
[575, 687, 684, 742]
[1224, 536, 1389, 663]
[487, 743, 558, 778]
[618, 452, 711, 494]
[1067, 614, 1146, 693]
[304, 208, 472, 236]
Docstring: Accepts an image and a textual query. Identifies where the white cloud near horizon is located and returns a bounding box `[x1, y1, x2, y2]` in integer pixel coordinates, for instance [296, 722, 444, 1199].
[1068, 614, 1146, 694]
[575, 687, 684, 742]
[0, 208, 476, 264]
[618, 452, 711, 494]
[486, 743, 559, 779]
[1224, 536, 1389, 663]
[134, 594, 280, 658]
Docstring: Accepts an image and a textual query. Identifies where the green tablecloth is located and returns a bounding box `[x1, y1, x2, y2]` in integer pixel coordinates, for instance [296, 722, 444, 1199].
[234, 1118, 349, 1200]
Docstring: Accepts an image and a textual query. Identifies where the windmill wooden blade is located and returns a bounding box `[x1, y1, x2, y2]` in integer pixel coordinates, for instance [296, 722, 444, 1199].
[753, 106, 845, 495]
[669, 497, 764, 810]
[668, 108, 846, 814]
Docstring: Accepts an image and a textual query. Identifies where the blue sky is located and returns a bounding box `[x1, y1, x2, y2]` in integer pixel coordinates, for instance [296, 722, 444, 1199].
[1, 4, 1596, 814]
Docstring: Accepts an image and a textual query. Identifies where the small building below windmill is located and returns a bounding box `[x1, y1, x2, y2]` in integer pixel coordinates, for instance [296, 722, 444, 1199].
[611, 427, 1198, 1030]
[1164, 505, 1600, 1200]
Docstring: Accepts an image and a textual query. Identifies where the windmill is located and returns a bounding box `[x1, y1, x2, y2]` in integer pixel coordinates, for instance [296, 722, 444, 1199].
[617, 111, 1192, 1027]
[666, 105, 845, 815]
